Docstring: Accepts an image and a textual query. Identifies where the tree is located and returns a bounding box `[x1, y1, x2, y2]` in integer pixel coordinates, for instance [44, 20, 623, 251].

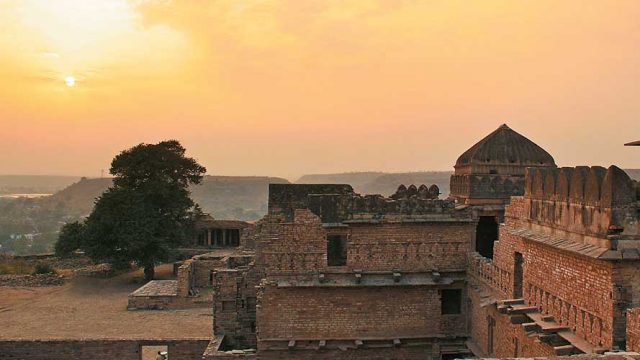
[55, 221, 86, 257]
[63, 140, 206, 280]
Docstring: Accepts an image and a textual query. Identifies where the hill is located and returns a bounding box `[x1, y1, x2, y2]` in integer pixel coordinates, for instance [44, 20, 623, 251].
[0, 175, 82, 195]
[296, 171, 453, 196]
[46, 175, 290, 220]
[625, 169, 640, 181]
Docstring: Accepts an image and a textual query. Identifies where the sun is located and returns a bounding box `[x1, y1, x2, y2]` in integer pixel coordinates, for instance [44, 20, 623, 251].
[64, 76, 76, 87]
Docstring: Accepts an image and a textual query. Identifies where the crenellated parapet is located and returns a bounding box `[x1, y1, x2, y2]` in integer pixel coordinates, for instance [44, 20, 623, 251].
[269, 183, 469, 224]
[522, 166, 639, 242]
[450, 174, 526, 203]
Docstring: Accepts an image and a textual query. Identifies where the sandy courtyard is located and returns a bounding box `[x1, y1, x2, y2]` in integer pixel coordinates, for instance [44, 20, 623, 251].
[0, 264, 212, 340]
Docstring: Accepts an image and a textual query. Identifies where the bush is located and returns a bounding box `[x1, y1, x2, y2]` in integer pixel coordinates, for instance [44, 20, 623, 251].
[32, 263, 56, 275]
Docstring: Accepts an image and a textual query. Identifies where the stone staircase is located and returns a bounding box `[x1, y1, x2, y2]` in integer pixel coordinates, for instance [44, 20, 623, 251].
[497, 299, 607, 356]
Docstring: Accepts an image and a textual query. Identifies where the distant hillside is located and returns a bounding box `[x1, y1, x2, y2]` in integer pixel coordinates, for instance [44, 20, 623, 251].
[296, 169, 640, 197]
[191, 176, 289, 220]
[625, 169, 640, 181]
[46, 175, 290, 220]
[0, 175, 82, 195]
[296, 171, 453, 196]
[296, 172, 385, 191]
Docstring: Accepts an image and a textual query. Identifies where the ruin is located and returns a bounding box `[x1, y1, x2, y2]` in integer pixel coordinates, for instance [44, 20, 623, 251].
[3, 124, 640, 360]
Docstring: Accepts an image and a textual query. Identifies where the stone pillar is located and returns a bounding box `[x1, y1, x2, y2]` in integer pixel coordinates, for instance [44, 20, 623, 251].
[207, 229, 212, 246]
[222, 229, 228, 246]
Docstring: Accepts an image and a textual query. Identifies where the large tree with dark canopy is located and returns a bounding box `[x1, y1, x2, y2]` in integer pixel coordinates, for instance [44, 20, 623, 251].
[59, 140, 206, 280]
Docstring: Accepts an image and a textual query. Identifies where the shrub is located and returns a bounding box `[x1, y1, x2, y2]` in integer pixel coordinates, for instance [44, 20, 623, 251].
[32, 263, 56, 275]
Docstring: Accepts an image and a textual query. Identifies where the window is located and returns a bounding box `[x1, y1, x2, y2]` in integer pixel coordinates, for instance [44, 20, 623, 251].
[327, 235, 347, 266]
[476, 216, 499, 259]
[441, 289, 462, 315]
[513, 252, 524, 298]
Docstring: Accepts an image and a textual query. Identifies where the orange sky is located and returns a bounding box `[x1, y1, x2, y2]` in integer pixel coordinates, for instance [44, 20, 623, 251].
[1, 0, 639, 180]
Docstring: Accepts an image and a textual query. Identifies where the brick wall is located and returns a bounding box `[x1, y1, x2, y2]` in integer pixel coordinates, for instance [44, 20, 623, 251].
[258, 347, 433, 360]
[256, 209, 474, 275]
[257, 285, 440, 340]
[0, 339, 210, 360]
[177, 260, 195, 297]
[194, 259, 227, 288]
[256, 210, 327, 275]
[488, 196, 619, 349]
[468, 286, 556, 358]
[212, 266, 259, 349]
[628, 308, 640, 351]
[348, 222, 474, 272]
[523, 240, 614, 348]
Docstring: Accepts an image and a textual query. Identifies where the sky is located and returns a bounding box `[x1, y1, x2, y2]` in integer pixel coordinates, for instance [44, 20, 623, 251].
[1, 0, 639, 180]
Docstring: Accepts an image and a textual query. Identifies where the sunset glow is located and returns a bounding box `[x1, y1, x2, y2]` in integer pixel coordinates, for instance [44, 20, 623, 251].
[64, 76, 76, 87]
[1, 0, 639, 178]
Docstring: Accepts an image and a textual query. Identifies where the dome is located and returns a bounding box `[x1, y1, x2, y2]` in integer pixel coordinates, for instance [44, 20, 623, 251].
[455, 124, 555, 175]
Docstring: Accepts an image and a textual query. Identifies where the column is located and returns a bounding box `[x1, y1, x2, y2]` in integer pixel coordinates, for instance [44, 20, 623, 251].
[207, 229, 212, 246]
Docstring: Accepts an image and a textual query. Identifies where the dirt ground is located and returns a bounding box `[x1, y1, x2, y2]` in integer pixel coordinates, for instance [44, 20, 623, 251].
[0, 264, 212, 340]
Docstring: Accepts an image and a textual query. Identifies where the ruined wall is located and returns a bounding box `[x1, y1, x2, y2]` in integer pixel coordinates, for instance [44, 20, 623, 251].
[256, 209, 327, 275]
[268, 184, 355, 221]
[193, 258, 227, 288]
[213, 266, 259, 349]
[177, 259, 195, 297]
[0, 339, 210, 360]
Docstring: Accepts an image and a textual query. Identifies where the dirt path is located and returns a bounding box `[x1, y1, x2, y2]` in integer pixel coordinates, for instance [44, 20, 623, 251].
[0, 264, 212, 340]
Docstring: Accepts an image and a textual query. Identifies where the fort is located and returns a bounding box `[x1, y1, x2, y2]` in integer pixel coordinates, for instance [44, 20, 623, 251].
[1, 124, 639, 359]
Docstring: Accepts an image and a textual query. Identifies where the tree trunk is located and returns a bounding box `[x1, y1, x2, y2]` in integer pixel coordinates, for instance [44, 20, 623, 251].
[144, 263, 155, 281]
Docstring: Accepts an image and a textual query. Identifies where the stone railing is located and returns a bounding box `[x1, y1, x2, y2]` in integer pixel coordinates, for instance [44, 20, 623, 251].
[526, 283, 610, 348]
[467, 252, 511, 298]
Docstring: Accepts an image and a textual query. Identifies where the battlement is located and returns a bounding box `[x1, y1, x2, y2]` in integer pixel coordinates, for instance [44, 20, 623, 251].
[450, 174, 526, 203]
[517, 166, 640, 243]
[269, 183, 465, 223]
[524, 166, 637, 207]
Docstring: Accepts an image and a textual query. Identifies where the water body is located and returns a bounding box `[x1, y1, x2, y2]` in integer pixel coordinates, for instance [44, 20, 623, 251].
[0, 194, 52, 199]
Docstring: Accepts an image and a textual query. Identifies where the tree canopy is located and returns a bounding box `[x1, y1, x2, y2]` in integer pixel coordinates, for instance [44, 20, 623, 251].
[56, 140, 206, 280]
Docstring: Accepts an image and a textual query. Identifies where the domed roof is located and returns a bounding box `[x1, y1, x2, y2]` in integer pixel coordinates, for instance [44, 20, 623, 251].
[455, 124, 555, 174]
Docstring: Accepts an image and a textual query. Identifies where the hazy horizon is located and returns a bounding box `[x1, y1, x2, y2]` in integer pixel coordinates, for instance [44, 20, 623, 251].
[2, 1, 639, 179]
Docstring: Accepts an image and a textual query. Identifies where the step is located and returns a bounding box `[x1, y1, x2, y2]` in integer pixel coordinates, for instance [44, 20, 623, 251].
[507, 305, 539, 315]
[554, 345, 576, 356]
[500, 299, 525, 306]
[522, 322, 541, 332]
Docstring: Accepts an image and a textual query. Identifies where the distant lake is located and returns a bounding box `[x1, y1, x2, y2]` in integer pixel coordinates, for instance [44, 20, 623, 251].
[0, 194, 52, 199]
